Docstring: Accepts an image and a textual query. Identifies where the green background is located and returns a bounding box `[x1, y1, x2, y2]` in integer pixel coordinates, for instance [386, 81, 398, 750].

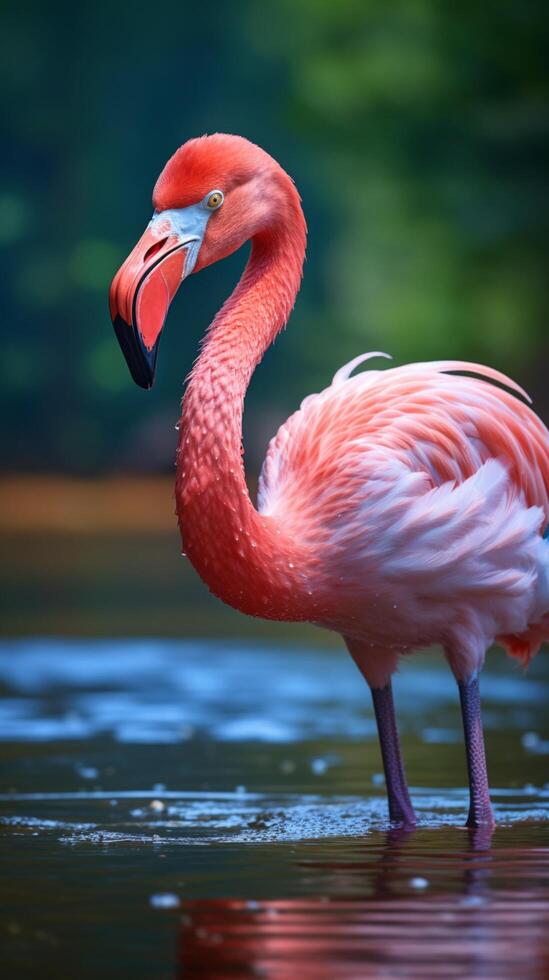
[1, 0, 547, 475]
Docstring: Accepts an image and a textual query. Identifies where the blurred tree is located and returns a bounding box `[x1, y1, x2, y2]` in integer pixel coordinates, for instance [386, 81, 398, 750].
[250, 0, 549, 379]
[0, 0, 547, 473]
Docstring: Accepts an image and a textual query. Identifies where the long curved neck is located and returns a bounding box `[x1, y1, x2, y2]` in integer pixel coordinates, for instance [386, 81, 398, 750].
[175, 209, 310, 619]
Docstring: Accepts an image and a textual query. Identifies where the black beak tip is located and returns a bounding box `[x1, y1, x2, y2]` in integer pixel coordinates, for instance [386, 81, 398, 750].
[112, 314, 158, 389]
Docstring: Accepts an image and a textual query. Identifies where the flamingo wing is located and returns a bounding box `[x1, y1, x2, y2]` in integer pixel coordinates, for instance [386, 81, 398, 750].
[258, 356, 549, 669]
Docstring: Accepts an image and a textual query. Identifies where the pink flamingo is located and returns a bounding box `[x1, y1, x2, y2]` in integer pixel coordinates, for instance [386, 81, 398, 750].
[109, 134, 549, 828]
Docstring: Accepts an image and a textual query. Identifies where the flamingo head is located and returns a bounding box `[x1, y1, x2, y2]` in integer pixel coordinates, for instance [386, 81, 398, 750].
[109, 133, 299, 388]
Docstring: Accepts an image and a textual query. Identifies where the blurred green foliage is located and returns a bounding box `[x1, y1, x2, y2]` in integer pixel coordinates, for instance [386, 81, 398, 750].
[1, 0, 547, 473]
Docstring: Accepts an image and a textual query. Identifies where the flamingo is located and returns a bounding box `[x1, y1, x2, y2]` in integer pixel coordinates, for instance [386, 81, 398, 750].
[109, 133, 549, 828]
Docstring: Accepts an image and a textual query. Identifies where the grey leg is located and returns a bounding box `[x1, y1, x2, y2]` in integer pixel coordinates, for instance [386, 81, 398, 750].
[458, 674, 495, 828]
[371, 683, 416, 827]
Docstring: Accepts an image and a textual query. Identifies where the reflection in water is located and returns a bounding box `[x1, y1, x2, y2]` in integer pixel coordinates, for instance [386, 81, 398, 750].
[299, 826, 496, 900]
[179, 827, 549, 979]
[179, 894, 549, 979]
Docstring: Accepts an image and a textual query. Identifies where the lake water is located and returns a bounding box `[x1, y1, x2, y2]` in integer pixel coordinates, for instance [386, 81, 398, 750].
[1, 638, 548, 978]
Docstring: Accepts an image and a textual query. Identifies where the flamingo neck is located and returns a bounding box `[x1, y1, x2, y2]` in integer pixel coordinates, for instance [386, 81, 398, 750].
[175, 213, 310, 619]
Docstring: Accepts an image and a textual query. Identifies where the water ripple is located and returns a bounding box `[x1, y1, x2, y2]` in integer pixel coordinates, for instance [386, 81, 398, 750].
[0, 639, 546, 744]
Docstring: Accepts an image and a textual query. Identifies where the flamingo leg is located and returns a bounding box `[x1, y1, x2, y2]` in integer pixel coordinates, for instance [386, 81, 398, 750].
[458, 674, 495, 828]
[370, 684, 416, 827]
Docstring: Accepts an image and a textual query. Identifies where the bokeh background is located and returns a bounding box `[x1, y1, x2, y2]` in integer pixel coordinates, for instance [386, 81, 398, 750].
[1, 0, 548, 637]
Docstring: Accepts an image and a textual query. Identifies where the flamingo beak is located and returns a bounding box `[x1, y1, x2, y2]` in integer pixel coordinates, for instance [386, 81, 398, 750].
[109, 212, 203, 388]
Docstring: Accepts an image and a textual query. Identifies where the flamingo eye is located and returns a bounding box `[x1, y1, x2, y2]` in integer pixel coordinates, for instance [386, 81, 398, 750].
[205, 190, 224, 210]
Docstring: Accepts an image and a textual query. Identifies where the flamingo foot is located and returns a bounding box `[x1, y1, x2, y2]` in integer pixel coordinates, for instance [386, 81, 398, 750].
[458, 674, 495, 829]
[371, 683, 416, 827]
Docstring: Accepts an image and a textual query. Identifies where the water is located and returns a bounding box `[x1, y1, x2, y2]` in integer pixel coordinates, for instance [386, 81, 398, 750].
[1, 639, 547, 978]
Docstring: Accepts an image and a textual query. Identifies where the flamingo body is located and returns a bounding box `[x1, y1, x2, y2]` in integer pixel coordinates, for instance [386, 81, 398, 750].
[258, 355, 549, 684]
[110, 133, 549, 827]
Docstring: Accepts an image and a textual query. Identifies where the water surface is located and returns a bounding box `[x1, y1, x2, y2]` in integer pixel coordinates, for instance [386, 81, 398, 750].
[1, 639, 547, 977]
